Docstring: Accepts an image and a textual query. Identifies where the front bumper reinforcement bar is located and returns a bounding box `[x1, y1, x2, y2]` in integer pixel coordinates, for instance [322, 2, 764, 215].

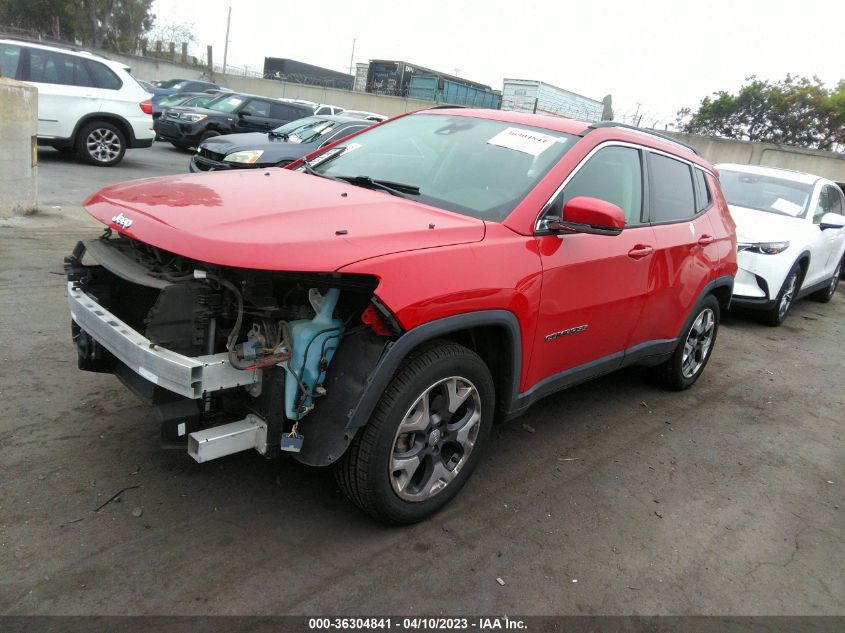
[67, 282, 260, 399]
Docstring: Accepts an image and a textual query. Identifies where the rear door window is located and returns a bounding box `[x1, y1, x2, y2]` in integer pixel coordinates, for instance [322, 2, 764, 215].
[25, 48, 99, 87]
[0, 43, 21, 78]
[648, 153, 696, 222]
[269, 103, 304, 121]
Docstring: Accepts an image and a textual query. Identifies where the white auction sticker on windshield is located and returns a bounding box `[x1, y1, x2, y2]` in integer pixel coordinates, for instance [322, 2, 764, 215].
[771, 198, 803, 216]
[486, 127, 558, 156]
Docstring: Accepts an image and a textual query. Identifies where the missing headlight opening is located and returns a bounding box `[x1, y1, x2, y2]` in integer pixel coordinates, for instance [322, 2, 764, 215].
[64, 234, 394, 464]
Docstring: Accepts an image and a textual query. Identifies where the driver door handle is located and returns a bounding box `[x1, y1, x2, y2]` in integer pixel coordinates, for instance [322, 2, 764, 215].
[628, 245, 654, 260]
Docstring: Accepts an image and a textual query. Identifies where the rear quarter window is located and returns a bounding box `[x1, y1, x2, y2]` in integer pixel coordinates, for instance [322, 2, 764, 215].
[693, 168, 712, 212]
[86, 60, 122, 90]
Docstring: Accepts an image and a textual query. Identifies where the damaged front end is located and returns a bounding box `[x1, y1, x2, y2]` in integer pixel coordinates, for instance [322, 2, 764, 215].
[64, 231, 399, 466]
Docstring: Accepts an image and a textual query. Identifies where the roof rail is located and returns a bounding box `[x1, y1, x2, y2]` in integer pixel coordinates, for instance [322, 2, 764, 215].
[427, 104, 467, 109]
[0, 33, 109, 59]
[587, 121, 700, 156]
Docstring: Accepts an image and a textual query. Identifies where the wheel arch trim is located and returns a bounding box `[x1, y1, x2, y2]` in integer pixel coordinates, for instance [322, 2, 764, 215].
[72, 112, 137, 146]
[345, 310, 522, 430]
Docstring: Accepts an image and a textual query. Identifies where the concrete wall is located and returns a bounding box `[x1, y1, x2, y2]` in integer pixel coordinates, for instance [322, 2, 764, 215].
[660, 130, 845, 183]
[0, 77, 37, 217]
[108, 53, 438, 117]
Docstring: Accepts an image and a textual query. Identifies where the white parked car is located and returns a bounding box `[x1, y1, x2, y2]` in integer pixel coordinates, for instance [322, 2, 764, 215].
[339, 109, 387, 122]
[0, 38, 154, 166]
[717, 163, 845, 325]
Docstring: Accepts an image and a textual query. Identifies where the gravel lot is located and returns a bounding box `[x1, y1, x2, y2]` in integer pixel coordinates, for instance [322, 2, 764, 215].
[1, 144, 843, 616]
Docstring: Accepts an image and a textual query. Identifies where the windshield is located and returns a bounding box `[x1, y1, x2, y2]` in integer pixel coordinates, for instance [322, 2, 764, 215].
[272, 117, 339, 143]
[719, 169, 813, 218]
[157, 79, 189, 89]
[310, 114, 576, 220]
[207, 95, 245, 113]
[182, 95, 215, 108]
[157, 93, 193, 106]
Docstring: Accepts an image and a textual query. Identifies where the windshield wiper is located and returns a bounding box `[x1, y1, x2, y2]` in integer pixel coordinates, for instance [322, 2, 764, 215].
[301, 159, 420, 198]
[335, 175, 420, 198]
[302, 159, 345, 182]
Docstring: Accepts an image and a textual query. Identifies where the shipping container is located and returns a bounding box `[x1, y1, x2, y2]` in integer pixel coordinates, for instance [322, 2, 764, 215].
[263, 58, 354, 90]
[408, 75, 499, 108]
[501, 79, 604, 121]
[365, 60, 490, 98]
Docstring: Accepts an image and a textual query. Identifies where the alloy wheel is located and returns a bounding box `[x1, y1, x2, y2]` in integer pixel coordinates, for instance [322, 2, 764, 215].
[681, 308, 715, 379]
[390, 376, 481, 502]
[86, 128, 122, 163]
[778, 272, 798, 320]
[829, 263, 842, 297]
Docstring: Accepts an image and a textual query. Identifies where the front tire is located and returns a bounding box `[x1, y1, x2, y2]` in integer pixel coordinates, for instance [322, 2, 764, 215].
[335, 342, 494, 524]
[763, 265, 801, 326]
[656, 295, 720, 390]
[77, 121, 126, 166]
[809, 258, 842, 303]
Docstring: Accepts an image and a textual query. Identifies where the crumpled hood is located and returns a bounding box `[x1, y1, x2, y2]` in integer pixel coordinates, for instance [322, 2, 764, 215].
[728, 204, 804, 243]
[84, 169, 486, 271]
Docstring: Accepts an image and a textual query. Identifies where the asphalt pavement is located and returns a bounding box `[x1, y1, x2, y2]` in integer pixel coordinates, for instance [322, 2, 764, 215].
[0, 143, 842, 616]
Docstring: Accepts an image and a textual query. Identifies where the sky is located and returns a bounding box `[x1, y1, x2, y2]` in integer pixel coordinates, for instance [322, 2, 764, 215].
[151, 0, 844, 126]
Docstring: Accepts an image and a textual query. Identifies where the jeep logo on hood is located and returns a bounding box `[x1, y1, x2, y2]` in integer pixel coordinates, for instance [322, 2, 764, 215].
[111, 213, 133, 230]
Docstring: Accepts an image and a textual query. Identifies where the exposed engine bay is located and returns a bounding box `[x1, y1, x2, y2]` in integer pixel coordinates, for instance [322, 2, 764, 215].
[64, 231, 398, 465]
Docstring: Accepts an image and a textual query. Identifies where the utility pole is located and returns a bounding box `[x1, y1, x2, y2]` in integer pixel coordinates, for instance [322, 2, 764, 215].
[348, 37, 356, 75]
[454, 67, 461, 77]
[222, 6, 232, 75]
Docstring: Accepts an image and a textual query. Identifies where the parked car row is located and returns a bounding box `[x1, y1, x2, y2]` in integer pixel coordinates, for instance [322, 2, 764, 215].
[1, 36, 387, 166]
[189, 114, 374, 171]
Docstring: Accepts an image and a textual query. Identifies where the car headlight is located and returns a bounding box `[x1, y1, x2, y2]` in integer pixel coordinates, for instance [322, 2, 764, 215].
[737, 241, 790, 255]
[180, 113, 208, 123]
[223, 150, 264, 164]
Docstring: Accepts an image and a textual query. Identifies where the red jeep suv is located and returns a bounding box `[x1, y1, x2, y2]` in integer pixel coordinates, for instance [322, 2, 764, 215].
[65, 109, 737, 523]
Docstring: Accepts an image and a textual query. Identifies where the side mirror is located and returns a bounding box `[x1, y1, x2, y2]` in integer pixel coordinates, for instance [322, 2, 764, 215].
[819, 212, 845, 230]
[238, 110, 251, 117]
[544, 196, 626, 236]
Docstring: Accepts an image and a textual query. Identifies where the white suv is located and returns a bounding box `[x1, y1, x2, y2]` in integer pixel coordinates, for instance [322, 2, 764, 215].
[717, 163, 845, 325]
[0, 38, 154, 166]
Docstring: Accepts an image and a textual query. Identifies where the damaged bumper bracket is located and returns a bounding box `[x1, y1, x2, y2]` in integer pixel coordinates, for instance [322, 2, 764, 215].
[67, 282, 260, 399]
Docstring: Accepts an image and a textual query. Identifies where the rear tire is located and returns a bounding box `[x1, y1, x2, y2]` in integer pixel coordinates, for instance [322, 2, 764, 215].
[809, 259, 842, 303]
[763, 265, 802, 326]
[334, 341, 494, 524]
[77, 121, 126, 166]
[656, 295, 720, 390]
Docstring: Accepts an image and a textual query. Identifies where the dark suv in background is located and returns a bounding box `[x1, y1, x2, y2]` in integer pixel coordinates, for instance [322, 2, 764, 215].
[154, 92, 313, 149]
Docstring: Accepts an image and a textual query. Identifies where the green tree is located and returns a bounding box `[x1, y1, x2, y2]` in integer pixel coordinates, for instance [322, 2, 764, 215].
[0, 0, 154, 53]
[680, 75, 845, 152]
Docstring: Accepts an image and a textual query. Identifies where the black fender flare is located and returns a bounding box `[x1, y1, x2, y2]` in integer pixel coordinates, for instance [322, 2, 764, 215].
[344, 310, 523, 431]
[672, 275, 734, 345]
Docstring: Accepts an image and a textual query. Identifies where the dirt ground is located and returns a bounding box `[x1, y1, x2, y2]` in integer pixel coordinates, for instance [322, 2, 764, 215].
[0, 146, 843, 616]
